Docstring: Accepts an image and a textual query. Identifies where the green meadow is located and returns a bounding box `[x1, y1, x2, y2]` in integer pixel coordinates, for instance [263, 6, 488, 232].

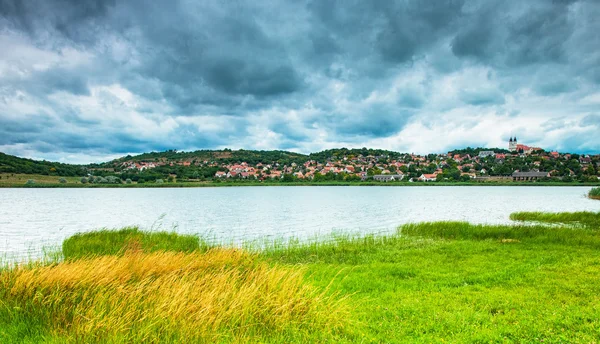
[2, 212, 600, 342]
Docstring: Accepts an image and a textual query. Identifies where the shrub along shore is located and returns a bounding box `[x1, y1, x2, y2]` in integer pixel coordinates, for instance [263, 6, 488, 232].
[2, 212, 600, 342]
[3, 180, 600, 188]
[2, 172, 600, 188]
[589, 187, 600, 200]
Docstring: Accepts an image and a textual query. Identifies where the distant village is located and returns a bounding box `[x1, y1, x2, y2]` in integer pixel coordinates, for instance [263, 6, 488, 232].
[109, 138, 600, 183]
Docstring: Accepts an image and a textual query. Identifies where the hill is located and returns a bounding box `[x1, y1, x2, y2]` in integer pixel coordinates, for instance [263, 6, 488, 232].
[101, 149, 310, 167]
[0, 152, 86, 176]
[308, 148, 403, 161]
[1, 147, 598, 185]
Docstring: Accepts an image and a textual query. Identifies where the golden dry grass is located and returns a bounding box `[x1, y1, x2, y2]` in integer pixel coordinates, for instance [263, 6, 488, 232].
[1, 248, 350, 343]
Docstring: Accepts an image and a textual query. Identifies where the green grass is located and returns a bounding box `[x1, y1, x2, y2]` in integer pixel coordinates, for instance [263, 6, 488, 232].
[265, 221, 600, 342]
[510, 211, 600, 229]
[1, 173, 599, 188]
[0, 173, 82, 186]
[4, 217, 600, 342]
[62, 227, 208, 260]
[590, 187, 600, 200]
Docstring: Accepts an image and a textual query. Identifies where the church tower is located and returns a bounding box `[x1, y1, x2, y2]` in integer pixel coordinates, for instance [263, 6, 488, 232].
[509, 137, 518, 152]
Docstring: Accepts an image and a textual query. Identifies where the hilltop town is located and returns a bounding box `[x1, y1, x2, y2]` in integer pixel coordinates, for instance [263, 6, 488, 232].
[2, 139, 599, 185]
[94, 138, 599, 184]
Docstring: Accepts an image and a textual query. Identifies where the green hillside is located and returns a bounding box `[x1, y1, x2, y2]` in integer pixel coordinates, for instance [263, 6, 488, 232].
[103, 149, 309, 166]
[0, 153, 86, 176]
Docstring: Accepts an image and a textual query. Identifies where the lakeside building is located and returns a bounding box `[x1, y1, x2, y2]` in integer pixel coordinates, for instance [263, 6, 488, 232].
[418, 174, 437, 182]
[373, 174, 404, 182]
[473, 176, 513, 182]
[512, 171, 550, 181]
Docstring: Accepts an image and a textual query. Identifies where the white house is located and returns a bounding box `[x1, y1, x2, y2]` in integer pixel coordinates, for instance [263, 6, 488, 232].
[418, 174, 437, 182]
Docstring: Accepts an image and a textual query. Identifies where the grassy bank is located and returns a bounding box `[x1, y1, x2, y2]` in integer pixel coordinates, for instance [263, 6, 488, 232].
[2, 172, 600, 188]
[0, 173, 82, 186]
[3, 215, 600, 342]
[3, 181, 600, 189]
[510, 211, 600, 228]
[590, 187, 600, 200]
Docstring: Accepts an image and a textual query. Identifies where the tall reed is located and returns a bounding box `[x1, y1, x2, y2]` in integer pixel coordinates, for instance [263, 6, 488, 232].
[1, 249, 350, 343]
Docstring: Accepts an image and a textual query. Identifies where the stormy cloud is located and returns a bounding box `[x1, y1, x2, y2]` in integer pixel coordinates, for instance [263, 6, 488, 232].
[0, 0, 599, 163]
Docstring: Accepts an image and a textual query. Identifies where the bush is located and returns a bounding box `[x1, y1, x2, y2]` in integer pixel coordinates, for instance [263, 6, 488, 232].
[126, 178, 132, 184]
[94, 177, 108, 184]
[59, 178, 67, 184]
[80, 177, 88, 184]
[106, 176, 121, 184]
[25, 179, 35, 185]
[155, 179, 164, 184]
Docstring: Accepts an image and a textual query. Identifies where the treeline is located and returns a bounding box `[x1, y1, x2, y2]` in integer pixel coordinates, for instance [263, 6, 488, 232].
[105, 149, 310, 166]
[308, 148, 403, 162]
[447, 147, 510, 156]
[95, 165, 223, 182]
[0, 153, 86, 176]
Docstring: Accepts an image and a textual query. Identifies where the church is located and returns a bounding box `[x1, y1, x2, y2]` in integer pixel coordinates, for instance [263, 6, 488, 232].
[508, 137, 518, 152]
[509, 137, 542, 154]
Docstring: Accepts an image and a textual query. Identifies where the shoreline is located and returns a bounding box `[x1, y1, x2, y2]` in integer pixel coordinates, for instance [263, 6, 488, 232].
[2, 181, 600, 188]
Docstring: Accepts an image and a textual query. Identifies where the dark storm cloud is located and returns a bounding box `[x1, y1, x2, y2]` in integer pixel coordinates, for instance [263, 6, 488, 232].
[0, 0, 599, 161]
[0, 115, 57, 144]
[317, 106, 414, 139]
[533, 80, 578, 96]
[34, 68, 90, 96]
[450, 0, 576, 67]
[0, 0, 116, 43]
[459, 88, 505, 106]
[306, 0, 465, 68]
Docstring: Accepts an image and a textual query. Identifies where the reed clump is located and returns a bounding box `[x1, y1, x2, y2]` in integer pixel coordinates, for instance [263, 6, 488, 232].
[589, 187, 600, 200]
[400, 220, 600, 245]
[0, 249, 349, 343]
[510, 211, 600, 229]
[62, 227, 207, 260]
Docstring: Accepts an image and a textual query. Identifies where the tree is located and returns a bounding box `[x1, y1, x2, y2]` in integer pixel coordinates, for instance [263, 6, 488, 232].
[282, 174, 295, 183]
[346, 174, 361, 182]
[106, 176, 120, 184]
[460, 175, 471, 182]
[585, 165, 596, 176]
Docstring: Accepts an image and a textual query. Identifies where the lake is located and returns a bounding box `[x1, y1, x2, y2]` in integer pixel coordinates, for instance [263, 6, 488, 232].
[1, 186, 599, 261]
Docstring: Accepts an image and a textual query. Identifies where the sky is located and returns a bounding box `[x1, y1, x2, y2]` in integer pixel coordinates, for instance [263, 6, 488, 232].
[1, 0, 600, 163]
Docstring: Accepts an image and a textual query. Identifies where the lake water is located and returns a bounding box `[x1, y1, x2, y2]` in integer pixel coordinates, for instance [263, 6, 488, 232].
[1, 186, 599, 261]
